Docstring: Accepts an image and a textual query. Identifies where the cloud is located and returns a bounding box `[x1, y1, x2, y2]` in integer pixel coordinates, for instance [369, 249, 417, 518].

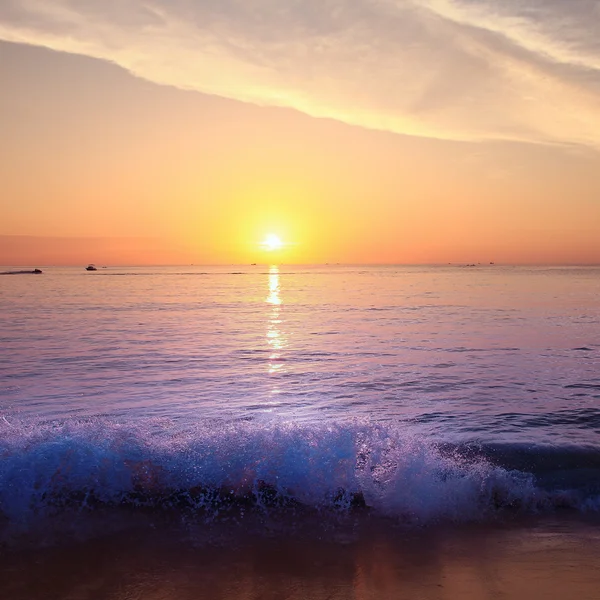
[1, 0, 600, 147]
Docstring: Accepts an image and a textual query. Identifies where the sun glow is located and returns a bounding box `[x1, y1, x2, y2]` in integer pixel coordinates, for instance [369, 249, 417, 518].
[261, 234, 284, 251]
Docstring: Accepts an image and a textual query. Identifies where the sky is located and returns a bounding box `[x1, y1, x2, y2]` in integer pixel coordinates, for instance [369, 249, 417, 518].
[1, 0, 599, 265]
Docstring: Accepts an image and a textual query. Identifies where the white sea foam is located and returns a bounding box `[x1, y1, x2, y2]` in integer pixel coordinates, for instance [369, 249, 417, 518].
[1, 417, 597, 528]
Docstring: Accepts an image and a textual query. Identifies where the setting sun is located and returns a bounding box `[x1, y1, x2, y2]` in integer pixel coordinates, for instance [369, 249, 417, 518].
[261, 234, 284, 252]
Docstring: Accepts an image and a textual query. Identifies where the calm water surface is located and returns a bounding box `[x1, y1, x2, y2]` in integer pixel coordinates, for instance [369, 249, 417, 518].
[1, 265, 599, 443]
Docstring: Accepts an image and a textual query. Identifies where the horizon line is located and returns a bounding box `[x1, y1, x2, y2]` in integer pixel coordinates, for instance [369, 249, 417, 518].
[3, 262, 600, 268]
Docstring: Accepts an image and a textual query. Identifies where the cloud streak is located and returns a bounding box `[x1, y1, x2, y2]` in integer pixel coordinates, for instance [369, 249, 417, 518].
[1, 0, 600, 147]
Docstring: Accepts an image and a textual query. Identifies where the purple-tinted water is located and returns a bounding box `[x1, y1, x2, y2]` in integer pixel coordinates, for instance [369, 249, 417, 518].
[1, 265, 599, 528]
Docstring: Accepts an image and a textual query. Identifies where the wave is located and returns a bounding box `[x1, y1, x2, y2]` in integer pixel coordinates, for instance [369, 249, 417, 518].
[1, 418, 598, 529]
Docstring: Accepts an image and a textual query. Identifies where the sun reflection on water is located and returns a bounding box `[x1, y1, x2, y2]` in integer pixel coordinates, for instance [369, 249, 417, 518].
[266, 266, 285, 380]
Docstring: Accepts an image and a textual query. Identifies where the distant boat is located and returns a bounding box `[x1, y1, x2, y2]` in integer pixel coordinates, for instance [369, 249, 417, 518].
[85, 264, 97, 271]
[0, 268, 43, 275]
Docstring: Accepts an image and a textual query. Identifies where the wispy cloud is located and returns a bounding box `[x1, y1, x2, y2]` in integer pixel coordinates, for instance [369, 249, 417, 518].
[1, 0, 599, 147]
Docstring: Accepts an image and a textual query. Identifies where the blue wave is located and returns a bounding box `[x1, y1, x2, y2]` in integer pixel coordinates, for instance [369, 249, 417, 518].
[1, 417, 598, 527]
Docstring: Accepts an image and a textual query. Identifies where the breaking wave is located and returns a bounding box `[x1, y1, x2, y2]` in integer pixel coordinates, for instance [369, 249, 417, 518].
[1, 417, 599, 530]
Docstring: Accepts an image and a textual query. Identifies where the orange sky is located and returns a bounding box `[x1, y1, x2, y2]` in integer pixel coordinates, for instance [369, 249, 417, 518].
[1, 2, 600, 265]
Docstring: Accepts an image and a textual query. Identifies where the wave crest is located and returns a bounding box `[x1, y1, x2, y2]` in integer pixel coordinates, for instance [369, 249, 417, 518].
[0, 418, 597, 526]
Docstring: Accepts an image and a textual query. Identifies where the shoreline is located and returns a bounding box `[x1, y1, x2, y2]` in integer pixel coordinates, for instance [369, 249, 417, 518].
[2, 514, 600, 599]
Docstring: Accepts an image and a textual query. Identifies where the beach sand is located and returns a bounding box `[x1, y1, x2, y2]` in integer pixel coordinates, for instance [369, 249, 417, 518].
[2, 514, 599, 600]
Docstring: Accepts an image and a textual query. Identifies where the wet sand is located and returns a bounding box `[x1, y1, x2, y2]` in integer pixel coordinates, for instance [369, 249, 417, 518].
[2, 514, 600, 600]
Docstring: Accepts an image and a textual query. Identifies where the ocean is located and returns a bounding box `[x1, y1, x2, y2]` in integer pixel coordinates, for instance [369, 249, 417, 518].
[1, 264, 599, 599]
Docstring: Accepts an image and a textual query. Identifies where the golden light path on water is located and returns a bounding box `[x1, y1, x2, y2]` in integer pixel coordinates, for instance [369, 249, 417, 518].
[266, 266, 285, 407]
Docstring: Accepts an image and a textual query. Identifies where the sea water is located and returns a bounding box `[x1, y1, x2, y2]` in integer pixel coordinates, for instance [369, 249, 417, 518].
[1, 265, 599, 533]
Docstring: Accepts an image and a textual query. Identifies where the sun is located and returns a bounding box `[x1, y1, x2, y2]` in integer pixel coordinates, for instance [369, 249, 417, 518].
[261, 233, 284, 251]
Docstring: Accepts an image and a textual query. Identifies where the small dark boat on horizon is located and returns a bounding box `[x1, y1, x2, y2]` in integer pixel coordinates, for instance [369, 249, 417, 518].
[0, 268, 43, 275]
[85, 264, 97, 271]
